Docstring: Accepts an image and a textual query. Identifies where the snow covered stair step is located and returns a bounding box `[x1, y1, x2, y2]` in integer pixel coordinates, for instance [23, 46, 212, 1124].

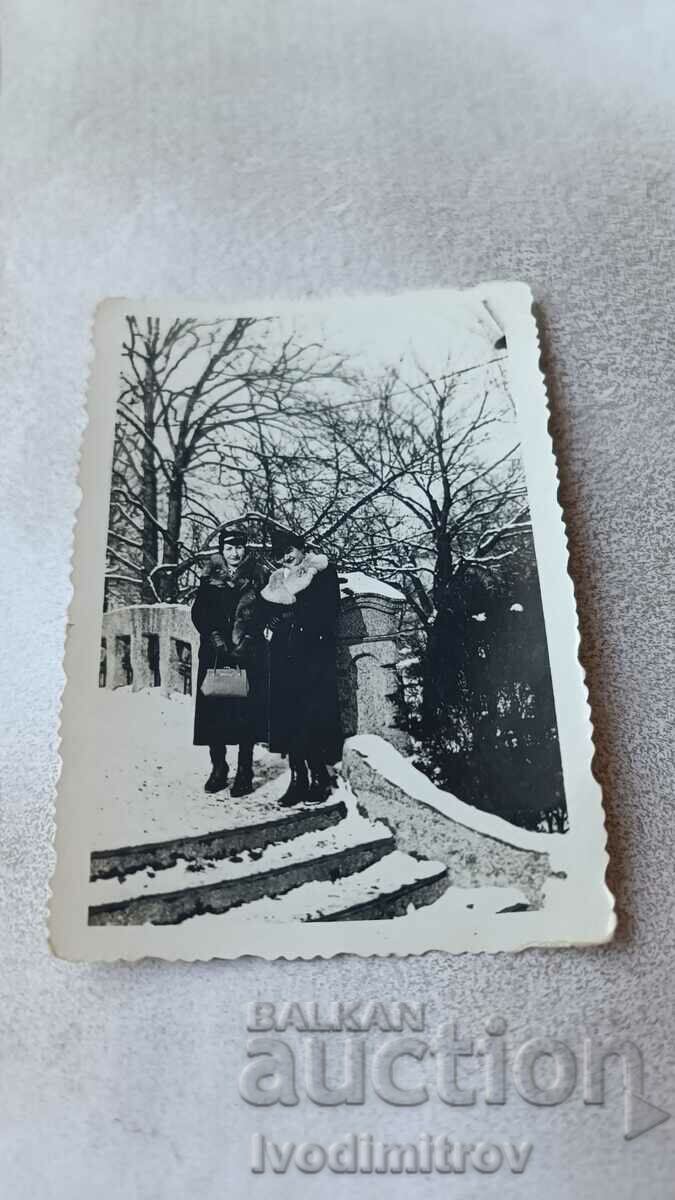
[88, 811, 395, 926]
[90, 795, 347, 882]
[189, 850, 450, 924]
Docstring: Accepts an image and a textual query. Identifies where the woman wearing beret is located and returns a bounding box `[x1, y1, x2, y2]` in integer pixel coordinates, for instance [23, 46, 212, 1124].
[261, 529, 343, 806]
[191, 530, 268, 797]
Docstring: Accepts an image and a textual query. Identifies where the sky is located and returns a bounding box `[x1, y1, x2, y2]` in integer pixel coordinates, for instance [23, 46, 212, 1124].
[113, 290, 519, 537]
[121, 288, 509, 397]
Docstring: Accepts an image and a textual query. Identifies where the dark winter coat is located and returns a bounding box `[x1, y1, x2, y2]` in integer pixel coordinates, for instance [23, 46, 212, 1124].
[191, 574, 268, 748]
[260, 554, 343, 762]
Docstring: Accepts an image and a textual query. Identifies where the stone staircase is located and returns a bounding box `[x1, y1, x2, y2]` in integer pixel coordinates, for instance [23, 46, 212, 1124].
[88, 781, 449, 926]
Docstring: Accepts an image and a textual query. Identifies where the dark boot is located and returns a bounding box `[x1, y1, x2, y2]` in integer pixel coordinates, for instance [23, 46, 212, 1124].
[307, 761, 332, 804]
[230, 770, 254, 797]
[204, 764, 229, 794]
[278, 759, 309, 808]
[205, 748, 229, 794]
[230, 741, 254, 797]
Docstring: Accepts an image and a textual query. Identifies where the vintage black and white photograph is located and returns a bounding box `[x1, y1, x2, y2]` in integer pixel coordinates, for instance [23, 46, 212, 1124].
[51, 285, 614, 959]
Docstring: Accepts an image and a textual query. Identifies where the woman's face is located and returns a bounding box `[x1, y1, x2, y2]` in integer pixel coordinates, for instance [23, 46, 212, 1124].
[279, 545, 304, 568]
[221, 541, 246, 571]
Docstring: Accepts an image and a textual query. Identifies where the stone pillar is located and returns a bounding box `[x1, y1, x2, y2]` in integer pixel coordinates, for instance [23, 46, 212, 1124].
[337, 589, 410, 753]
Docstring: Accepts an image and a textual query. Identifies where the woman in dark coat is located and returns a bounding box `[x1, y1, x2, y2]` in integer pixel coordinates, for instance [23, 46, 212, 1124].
[191, 531, 268, 797]
[261, 529, 343, 806]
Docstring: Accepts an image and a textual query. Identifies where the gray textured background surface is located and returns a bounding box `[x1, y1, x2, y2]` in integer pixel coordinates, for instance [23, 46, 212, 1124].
[0, 1, 673, 1196]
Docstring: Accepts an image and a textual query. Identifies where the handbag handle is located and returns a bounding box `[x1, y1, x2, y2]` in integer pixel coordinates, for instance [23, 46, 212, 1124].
[212, 644, 243, 672]
[211, 638, 232, 670]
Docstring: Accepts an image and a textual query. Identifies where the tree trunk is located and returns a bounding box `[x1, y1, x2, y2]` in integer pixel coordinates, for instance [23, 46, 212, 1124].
[140, 360, 159, 603]
[421, 533, 459, 732]
[162, 469, 184, 601]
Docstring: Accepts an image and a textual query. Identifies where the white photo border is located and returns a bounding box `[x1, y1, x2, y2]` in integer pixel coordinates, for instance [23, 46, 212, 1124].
[50, 284, 616, 960]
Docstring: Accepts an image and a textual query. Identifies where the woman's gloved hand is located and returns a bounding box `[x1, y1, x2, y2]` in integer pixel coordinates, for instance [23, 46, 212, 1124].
[266, 608, 293, 634]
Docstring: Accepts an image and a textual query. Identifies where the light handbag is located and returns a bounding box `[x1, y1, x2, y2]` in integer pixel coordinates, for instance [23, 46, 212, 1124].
[200, 652, 250, 699]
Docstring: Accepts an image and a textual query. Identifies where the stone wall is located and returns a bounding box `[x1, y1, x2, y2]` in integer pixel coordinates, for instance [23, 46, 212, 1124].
[342, 737, 554, 909]
[100, 605, 200, 699]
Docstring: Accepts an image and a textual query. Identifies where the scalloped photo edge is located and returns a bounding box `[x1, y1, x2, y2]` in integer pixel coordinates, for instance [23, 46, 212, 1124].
[49, 284, 615, 960]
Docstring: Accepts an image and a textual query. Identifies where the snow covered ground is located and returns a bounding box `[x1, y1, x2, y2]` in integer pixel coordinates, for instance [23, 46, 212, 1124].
[89, 687, 290, 850]
[348, 733, 572, 875]
[87, 687, 566, 925]
[178, 879, 535, 933]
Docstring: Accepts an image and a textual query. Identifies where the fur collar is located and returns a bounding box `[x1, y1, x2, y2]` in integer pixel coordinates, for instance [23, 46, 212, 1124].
[261, 552, 329, 605]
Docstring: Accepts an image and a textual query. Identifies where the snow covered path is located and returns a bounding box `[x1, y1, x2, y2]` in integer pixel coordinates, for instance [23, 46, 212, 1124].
[86, 689, 461, 925]
[89, 688, 289, 851]
[86, 688, 560, 927]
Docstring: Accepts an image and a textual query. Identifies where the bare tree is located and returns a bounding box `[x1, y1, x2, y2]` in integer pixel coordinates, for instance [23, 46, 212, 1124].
[309, 362, 528, 726]
[105, 322, 563, 826]
[195, 351, 528, 729]
[106, 315, 347, 604]
[279, 362, 526, 587]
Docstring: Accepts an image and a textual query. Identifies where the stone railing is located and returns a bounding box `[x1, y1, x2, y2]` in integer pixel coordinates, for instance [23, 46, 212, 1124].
[100, 604, 199, 697]
[100, 577, 410, 748]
